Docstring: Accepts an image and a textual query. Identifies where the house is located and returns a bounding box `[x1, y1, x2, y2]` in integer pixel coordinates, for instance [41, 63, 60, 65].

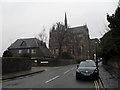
[8, 38, 51, 59]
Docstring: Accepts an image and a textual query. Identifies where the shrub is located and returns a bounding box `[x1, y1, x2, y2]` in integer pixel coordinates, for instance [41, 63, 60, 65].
[21, 53, 31, 58]
[2, 50, 13, 57]
[61, 52, 73, 59]
[2, 57, 30, 60]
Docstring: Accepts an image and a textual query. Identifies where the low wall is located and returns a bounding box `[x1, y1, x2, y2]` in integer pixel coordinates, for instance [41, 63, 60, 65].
[102, 56, 120, 69]
[34, 59, 77, 66]
[2, 57, 32, 74]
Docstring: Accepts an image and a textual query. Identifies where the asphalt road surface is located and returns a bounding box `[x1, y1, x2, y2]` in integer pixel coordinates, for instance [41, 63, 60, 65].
[2, 64, 102, 89]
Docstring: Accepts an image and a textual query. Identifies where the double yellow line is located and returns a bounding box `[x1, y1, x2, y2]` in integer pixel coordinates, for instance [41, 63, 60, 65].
[94, 80, 99, 90]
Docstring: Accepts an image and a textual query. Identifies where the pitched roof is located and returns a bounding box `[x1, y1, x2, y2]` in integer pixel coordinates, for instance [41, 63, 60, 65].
[67, 25, 89, 35]
[8, 38, 41, 49]
[8, 38, 52, 57]
[39, 45, 51, 57]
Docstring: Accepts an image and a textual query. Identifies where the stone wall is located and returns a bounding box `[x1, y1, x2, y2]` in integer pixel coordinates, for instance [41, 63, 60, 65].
[2, 57, 32, 74]
[102, 56, 120, 69]
[107, 58, 120, 69]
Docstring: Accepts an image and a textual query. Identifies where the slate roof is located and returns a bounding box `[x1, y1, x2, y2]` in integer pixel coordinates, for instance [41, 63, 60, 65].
[67, 25, 89, 35]
[39, 46, 51, 57]
[8, 38, 41, 49]
[8, 38, 51, 57]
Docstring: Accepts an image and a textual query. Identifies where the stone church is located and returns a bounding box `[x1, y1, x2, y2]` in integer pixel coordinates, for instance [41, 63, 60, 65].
[49, 13, 96, 60]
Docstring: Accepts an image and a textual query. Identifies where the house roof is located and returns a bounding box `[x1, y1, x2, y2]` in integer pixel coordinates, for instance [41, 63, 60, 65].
[39, 45, 51, 57]
[8, 38, 41, 49]
[8, 38, 51, 57]
[67, 25, 89, 35]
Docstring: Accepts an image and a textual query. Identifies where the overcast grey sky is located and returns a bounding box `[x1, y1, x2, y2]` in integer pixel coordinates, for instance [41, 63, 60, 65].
[0, 0, 119, 56]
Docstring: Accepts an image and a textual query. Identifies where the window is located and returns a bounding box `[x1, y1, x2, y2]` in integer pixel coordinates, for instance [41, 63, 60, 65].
[70, 49, 73, 54]
[31, 49, 36, 54]
[20, 41, 26, 46]
[27, 49, 30, 53]
[19, 50, 22, 54]
[79, 61, 96, 67]
[55, 49, 59, 54]
[53, 50, 55, 54]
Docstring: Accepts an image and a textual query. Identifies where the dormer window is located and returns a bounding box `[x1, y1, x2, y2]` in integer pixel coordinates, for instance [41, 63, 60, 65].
[20, 41, 26, 46]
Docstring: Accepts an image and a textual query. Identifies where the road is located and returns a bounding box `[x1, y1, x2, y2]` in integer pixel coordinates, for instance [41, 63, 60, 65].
[2, 64, 102, 89]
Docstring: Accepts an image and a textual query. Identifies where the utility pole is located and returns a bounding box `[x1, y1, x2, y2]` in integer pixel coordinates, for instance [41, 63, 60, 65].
[95, 42, 98, 71]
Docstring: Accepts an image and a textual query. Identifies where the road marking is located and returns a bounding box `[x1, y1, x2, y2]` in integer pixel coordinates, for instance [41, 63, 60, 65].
[18, 77, 24, 79]
[64, 70, 70, 74]
[54, 67, 60, 69]
[42, 68, 48, 71]
[94, 80, 99, 90]
[45, 75, 60, 83]
[71, 68, 74, 70]
[1, 79, 9, 82]
[94, 80, 97, 90]
[96, 80, 99, 89]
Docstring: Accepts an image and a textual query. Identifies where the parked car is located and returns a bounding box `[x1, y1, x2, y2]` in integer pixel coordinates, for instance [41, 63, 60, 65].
[76, 60, 99, 80]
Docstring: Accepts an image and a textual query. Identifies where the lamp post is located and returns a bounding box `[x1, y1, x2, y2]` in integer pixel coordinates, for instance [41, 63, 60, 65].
[81, 45, 82, 60]
[95, 42, 98, 71]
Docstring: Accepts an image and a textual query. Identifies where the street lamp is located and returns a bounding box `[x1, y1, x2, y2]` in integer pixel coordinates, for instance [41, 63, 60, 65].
[81, 45, 83, 60]
[95, 42, 98, 71]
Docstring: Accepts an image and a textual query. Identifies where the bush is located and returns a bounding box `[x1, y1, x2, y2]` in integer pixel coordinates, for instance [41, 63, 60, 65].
[2, 50, 13, 57]
[61, 52, 73, 59]
[2, 57, 31, 74]
[21, 53, 31, 58]
[99, 7, 120, 59]
[2, 57, 30, 60]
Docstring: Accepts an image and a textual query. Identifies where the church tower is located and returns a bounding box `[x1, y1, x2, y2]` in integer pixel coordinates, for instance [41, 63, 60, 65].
[64, 12, 68, 29]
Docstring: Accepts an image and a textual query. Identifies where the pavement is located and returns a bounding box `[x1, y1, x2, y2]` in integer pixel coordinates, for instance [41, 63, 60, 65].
[1, 67, 45, 80]
[99, 62, 120, 89]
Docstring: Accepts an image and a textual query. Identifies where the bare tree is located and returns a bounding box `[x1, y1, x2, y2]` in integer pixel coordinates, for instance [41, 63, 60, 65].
[38, 27, 48, 43]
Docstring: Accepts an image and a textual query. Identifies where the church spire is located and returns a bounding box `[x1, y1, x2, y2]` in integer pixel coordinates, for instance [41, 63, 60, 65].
[64, 12, 68, 29]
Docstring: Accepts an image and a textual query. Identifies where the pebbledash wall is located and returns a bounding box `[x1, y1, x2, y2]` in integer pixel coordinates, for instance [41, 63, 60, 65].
[2, 57, 32, 74]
